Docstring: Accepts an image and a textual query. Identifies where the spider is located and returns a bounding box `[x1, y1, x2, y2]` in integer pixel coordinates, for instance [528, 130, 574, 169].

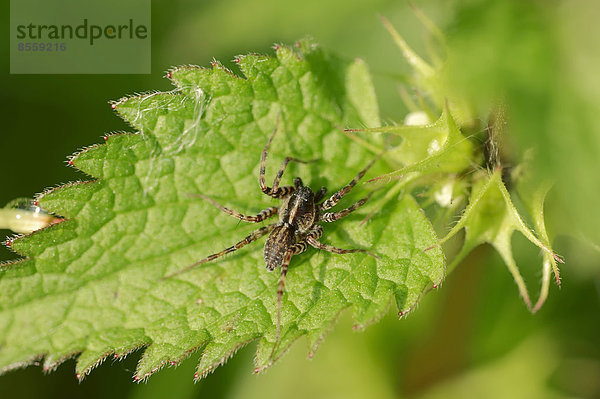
[167, 121, 379, 352]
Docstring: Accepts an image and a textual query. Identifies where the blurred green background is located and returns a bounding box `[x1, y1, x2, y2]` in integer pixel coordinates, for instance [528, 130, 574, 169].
[1, 0, 599, 398]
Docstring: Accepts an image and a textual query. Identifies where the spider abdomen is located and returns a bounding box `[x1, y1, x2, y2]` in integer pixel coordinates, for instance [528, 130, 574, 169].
[264, 225, 296, 271]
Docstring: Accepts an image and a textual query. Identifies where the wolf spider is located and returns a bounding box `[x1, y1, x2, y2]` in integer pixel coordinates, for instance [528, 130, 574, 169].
[168, 121, 379, 355]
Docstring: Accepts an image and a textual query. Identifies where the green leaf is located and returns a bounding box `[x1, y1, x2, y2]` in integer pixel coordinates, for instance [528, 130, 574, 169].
[380, 15, 475, 124]
[376, 16, 562, 314]
[513, 165, 561, 312]
[432, 169, 562, 312]
[0, 40, 444, 381]
[348, 104, 476, 183]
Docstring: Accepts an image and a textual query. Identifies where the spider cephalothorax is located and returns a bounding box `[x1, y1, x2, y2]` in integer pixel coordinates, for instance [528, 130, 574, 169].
[167, 120, 379, 358]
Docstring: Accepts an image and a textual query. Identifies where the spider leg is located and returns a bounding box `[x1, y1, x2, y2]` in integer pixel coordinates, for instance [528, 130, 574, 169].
[193, 194, 278, 222]
[258, 116, 317, 199]
[320, 156, 379, 210]
[271, 157, 318, 193]
[314, 186, 327, 203]
[273, 239, 309, 357]
[320, 191, 375, 222]
[306, 225, 379, 258]
[163, 224, 276, 279]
